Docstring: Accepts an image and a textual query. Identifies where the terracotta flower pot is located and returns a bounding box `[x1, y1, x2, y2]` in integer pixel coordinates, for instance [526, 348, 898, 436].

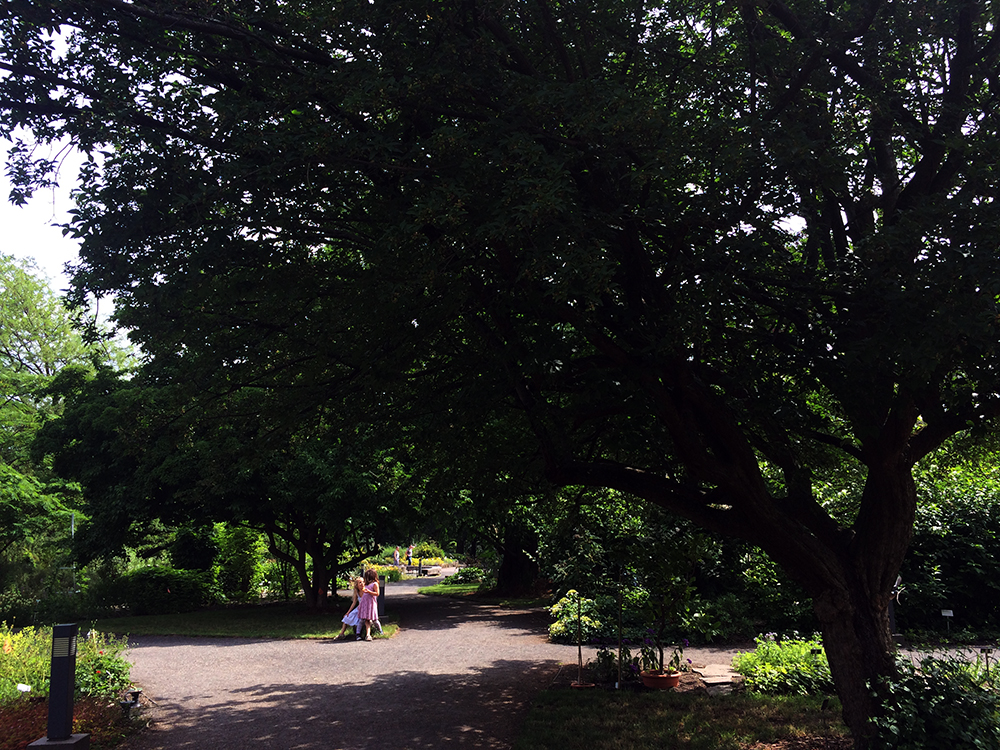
[640, 670, 681, 689]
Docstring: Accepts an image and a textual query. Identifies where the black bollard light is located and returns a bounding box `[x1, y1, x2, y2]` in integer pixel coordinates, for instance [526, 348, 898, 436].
[47, 623, 77, 740]
[377, 575, 386, 618]
[29, 623, 91, 748]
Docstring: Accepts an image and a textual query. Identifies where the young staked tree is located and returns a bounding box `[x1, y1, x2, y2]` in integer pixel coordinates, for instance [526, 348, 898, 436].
[4, 1, 1000, 743]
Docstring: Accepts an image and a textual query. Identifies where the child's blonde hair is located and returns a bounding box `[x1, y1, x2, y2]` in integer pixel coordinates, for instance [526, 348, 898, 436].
[352, 577, 364, 596]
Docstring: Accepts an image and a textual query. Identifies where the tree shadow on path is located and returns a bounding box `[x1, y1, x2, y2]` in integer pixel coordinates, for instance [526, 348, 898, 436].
[121, 579, 570, 750]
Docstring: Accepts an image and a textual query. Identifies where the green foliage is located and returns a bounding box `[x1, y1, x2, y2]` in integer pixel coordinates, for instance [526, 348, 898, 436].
[366, 564, 403, 583]
[590, 644, 631, 683]
[214, 524, 265, 603]
[548, 590, 603, 644]
[411, 541, 446, 560]
[169, 525, 219, 572]
[73, 630, 132, 699]
[684, 593, 758, 644]
[732, 635, 835, 696]
[898, 471, 1000, 634]
[445, 567, 485, 585]
[868, 654, 1000, 749]
[110, 567, 215, 616]
[0, 624, 132, 703]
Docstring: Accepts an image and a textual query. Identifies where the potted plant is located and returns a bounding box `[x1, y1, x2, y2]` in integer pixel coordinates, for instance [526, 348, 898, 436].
[640, 637, 687, 689]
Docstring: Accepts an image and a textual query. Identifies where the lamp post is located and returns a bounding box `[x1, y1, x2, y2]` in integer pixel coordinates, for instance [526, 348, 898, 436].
[29, 623, 90, 748]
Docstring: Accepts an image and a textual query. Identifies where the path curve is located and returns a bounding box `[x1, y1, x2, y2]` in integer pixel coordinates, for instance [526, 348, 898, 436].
[118, 574, 746, 750]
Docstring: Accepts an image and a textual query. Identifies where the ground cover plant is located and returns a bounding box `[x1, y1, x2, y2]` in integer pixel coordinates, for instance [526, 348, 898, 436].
[732, 634, 835, 697]
[867, 652, 1000, 749]
[0, 624, 141, 750]
[0, 625, 132, 702]
[513, 688, 850, 750]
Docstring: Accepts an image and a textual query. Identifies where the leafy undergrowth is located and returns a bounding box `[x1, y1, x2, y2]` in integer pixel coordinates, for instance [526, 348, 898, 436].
[0, 696, 145, 750]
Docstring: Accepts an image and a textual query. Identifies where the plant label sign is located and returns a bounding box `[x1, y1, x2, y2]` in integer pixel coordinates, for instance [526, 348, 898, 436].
[941, 610, 954, 617]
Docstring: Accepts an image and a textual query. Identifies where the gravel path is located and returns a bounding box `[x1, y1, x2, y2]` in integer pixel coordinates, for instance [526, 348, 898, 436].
[118, 574, 746, 750]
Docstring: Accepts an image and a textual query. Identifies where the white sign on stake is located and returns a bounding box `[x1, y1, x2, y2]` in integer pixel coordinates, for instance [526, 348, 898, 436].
[942, 610, 954, 617]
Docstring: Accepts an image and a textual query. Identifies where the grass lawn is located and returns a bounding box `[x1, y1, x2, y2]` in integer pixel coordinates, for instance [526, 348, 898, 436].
[90, 599, 399, 640]
[514, 688, 851, 750]
[418, 582, 551, 609]
[418, 582, 482, 597]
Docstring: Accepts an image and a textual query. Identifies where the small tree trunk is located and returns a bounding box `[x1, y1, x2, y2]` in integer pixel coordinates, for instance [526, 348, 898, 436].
[577, 593, 584, 684]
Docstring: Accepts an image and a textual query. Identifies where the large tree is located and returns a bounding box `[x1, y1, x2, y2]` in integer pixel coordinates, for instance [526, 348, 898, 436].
[5, 1, 1000, 743]
[0, 255, 94, 564]
[35, 368, 418, 608]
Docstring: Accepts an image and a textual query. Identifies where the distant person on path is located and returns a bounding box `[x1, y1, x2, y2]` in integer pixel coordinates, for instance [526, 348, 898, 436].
[406, 545, 414, 565]
[357, 568, 380, 641]
[337, 577, 364, 639]
[393, 547, 400, 567]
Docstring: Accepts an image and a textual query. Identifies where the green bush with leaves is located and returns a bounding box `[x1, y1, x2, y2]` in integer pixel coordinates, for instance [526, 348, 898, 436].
[214, 524, 265, 603]
[732, 634, 835, 696]
[74, 629, 133, 698]
[445, 567, 485, 585]
[412, 540, 446, 560]
[0, 624, 132, 702]
[367, 564, 403, 582]
[112, 567, 216, 616]
[868, 653, 1000, 749]
[685, 593, 758, 643]
[548, 590, 603, 644]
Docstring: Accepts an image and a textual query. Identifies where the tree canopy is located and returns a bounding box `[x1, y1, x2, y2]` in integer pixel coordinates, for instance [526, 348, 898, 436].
[5, 1, 1000, 744]
[0, 254, 116, 601]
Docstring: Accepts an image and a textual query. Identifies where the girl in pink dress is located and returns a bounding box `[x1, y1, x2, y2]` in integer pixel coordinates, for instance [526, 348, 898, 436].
[357, 568, 380, 641]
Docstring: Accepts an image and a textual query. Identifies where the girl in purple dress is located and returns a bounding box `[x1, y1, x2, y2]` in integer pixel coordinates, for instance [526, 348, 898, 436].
[357, 568, 380, 641]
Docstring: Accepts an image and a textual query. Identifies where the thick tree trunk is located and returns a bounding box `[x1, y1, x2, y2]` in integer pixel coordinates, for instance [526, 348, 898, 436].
[805, 459, 917, 749]
[494, 521, 539, 596]
[814, 578, 897, 749]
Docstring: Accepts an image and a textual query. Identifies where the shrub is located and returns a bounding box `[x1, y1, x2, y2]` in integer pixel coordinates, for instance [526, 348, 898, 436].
[868, 653, 1000, 749]
[169, 525, 219, 572]
[685, 592, 758, 643]
[116, 567, 215, 615]
[0, 590, 36, 628]
[0, 624, 49, 702]
[445, 567, 485, 585]
[214, 525, 265, 603]
[412, 540, 446, 560]
[74, 630, 132, 698]
[367, 564, 403, 583]
[732, 634, 835, 696]
[548, 590, 603, 644]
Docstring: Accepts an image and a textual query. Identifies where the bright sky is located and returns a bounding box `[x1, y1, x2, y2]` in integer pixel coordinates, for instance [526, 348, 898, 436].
[1, 139, 82, 295]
